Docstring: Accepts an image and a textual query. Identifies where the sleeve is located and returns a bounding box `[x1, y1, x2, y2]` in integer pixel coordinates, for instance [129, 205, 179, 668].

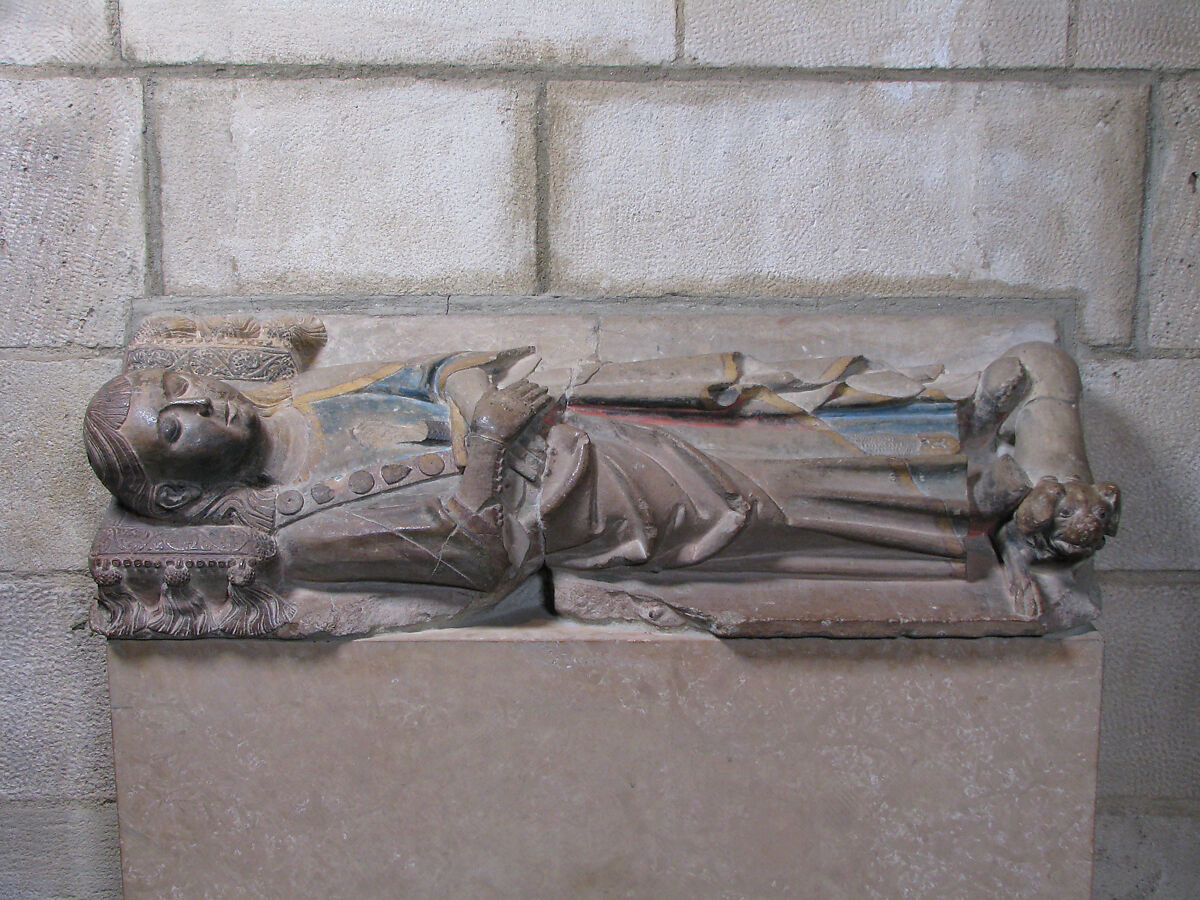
[276, 491, 512, 592]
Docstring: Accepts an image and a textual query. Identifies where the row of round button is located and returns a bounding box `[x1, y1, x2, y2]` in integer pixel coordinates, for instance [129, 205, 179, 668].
[275, 453, 450, 517]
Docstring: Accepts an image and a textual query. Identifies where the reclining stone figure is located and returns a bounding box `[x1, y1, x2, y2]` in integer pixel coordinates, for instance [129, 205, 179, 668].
[83, 321, 1118, 639]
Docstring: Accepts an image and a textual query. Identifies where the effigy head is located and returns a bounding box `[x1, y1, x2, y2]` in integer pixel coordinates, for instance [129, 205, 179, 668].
[84, 369, 264, 520]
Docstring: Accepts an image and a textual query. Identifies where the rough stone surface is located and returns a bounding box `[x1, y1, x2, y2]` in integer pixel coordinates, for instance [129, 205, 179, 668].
[1146, 78, 1200, 349]
[548, 82, 1145, 344]
[108, 631, 1101, 898]
[0, 0, 113, 64]
[1081, 360, 1200, 571]
[0, 358, 121, 572]
[0, 801, 121, 899]
[1096, 578, 1200, 802]
[1093, 813, 1200, 899]
[685, 0, 1068, 68]
[157, 79, 536, 296]
[1076, 0, 1200, 69]
[0, 78, 143, 349]
[120, 0, 673, 65]
[0, 578, 114, 801]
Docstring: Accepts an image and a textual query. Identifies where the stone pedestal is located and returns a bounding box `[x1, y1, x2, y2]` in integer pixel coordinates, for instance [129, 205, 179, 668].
[107, 628, 1102, 898]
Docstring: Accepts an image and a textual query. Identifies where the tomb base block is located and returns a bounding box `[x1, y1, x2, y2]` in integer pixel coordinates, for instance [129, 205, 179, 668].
[108, 628, 1102, 898]
[550, 561, 1098, 637]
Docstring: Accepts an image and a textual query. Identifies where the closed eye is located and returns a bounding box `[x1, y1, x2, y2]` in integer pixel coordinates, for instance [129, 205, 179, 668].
[158, 413, 181, 444]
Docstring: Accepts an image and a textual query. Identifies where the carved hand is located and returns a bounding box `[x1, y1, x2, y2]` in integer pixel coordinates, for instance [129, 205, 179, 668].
[1011, 476, 1121, 561]
[469, 380, 554, 444]
[455, 380, 554, 516]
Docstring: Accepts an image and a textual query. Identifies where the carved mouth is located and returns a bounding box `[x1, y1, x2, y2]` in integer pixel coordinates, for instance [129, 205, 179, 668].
[1052, 536, 1101, 557]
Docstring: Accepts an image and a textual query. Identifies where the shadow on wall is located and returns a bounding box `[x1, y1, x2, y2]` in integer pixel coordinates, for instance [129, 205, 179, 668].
[1082, 365, 1198, 573]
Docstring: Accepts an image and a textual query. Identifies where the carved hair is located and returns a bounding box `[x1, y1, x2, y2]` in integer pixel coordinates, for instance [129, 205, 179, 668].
[190, 485, 276, 532]
[83, 374, 156, 518]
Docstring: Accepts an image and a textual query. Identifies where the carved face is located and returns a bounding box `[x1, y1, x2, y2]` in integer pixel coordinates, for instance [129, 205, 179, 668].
[120, 369, 262, 488]
[1014, 477, 1120, 559]
[1049, 481, 1119, 555]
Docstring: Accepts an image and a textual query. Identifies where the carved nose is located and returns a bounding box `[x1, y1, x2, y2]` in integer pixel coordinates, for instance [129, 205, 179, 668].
[1066, 513, 1103, 544]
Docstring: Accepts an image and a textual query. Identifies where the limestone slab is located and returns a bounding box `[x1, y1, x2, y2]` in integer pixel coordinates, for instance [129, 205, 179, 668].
[0, 0, 113, 64]
[120, 0, 674, 66]
[129, 307, 602, 373]
[0, 578, 113, 802]
[595, 313, 1057, 373]
[156, 79, 536, 296]
[1076, 0, 1200, 69]
[0, 358, 122, 572]
[1146, 78, 1200, 349]
[547, 82, 1146, 344]
[1096, 577, 1200, 801]
[132, 309, 1055, 379]
[684, 0, 1068, 68]
[1081, 359, 1200, 571]
[306, 313, 598, 372]
[0, 78, 143, 349]
[108, 630, 1101, 898]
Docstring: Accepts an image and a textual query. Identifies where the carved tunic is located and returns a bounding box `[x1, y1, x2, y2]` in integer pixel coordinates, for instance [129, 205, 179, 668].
[275, 352, 505, 590]
[274, 356, 973, 593]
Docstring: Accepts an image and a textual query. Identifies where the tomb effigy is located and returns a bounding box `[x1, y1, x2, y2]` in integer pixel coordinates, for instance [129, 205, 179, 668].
[88, 311, 1111, 897]
[84, 313, 1117, 639]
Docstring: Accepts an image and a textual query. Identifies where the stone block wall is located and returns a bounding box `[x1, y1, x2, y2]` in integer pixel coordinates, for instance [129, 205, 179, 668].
[0, 2, 1196, 896]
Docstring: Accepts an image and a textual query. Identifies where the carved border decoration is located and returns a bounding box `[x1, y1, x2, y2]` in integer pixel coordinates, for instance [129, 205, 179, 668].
[89, 522, 292, 638]
[124, 315, 327, 382]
